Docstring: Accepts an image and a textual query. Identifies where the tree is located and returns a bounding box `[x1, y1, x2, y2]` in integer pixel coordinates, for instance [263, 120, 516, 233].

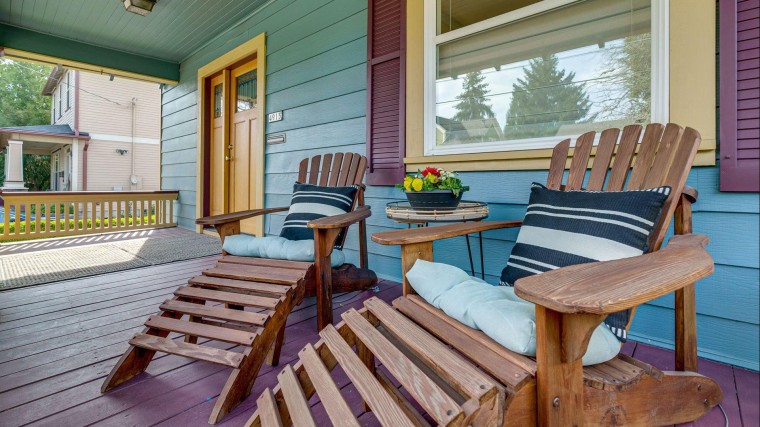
[0, 59, 53, 188]
[451, 71, 495, 122]
[598, 34, 651, 123]
[504, 54, 593, 139]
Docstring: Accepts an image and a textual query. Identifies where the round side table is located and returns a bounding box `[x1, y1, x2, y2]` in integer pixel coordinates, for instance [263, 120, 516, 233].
[386, 201, 489, 279]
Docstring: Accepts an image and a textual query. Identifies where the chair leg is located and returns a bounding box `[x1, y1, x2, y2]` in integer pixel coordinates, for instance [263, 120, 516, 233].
[266, 325, 286, 366]
[101, 338, 164, 392]
[315, 228, 340, 331]
[209, 297, 294, 424]
[674, 194, 698, 371]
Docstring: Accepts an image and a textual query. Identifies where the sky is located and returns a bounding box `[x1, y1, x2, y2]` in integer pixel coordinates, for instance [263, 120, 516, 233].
[435, 39, 639, 130]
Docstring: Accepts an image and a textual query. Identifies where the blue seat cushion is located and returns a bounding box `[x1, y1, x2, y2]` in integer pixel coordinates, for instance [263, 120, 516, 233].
[406, 259, 621, 365]
[222, 235, 345, 268]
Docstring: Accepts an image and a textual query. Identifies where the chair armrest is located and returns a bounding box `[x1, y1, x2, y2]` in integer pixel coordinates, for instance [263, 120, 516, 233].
[372, 220, 522, 245]
[514, 234, 713, 315]
[195, 207, 289, 226]
[682, 185, 698, 204]
[308, 206, 371, 229]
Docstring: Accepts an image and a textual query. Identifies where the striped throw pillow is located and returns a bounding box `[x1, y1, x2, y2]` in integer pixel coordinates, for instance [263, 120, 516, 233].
[501, 183, 671, 341]
[279, 183, 358, 241]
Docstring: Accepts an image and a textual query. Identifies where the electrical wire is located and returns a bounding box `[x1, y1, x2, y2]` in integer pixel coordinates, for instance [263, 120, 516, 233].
[3, 58, 126, 107]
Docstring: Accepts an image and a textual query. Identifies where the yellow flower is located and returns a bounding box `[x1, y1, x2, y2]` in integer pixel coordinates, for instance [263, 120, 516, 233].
[427, 174, 438, 184]
[412, 178, 424, 191]
[403, 176, 413, 191]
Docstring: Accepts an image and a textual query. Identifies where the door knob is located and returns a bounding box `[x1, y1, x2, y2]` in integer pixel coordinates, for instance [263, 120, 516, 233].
[225, 155, 231, 161]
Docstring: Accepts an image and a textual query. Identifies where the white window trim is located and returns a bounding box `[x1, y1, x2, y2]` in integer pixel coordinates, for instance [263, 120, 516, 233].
[423, 0, 669, 156]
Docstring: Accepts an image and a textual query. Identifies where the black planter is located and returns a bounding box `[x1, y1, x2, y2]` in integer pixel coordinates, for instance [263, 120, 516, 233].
[405, 190, 463, 210]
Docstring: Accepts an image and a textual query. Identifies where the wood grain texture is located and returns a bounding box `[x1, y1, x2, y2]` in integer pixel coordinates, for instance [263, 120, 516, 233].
[144, 315, 258, 346]
[277, 364, 317, 427]
[256, 388, 285, 427]
[298, 344, 360, 427]
[129, 334, 243, 368]
[586, 128, 619, 191]
[565, 131, 595, 190]
[319, 325, 417, 427]
[605, 124, 642, 191]
[187, 275, 292, 296]
[341, 308, 464, 425]
[174, 286, 281, 309]
[159, 299, 270, 325]
[364, 297, 498, 401]
[514, 234, 714, 315]
[372, 220, 522, 245]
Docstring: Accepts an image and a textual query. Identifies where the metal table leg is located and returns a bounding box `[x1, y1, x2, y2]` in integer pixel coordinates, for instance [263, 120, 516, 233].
[479, 231, 485, 280]
[465, 234, 475, 277]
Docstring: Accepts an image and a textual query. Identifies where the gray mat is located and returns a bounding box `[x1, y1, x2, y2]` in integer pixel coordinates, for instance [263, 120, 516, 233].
[0, 233, 221, 290]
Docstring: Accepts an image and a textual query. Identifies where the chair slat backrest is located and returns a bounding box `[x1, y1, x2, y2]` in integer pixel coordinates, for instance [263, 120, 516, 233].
[546, 123, 702, 329]
[296, 152, 368, 249]
[547, 123, 700, 250]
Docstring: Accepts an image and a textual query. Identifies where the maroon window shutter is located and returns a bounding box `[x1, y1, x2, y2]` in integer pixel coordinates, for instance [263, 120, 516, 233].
[720, 0, 760, 192]
[366, 0, 406, 185]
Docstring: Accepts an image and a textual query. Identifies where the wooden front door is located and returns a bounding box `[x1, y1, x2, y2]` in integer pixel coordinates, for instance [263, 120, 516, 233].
[209, 73, 228, 217]
[206, 58, 259, 234]
[229, 60, 258, 234]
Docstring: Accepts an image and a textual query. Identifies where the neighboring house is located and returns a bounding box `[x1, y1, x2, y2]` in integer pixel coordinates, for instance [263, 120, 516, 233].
[0, 66, 160, 192]
[0, 0, 757, 371]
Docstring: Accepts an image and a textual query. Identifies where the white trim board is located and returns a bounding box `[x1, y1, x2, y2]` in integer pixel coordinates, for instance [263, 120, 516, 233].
[87, 133, 160, 145]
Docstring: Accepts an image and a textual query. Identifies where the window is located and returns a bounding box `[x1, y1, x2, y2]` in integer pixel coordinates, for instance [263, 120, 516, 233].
[66, 72, 70, 110]
[52, 93, 56, 122]
[235, 69, 257, 112]
[424, 0, 668, 155]
[58, 86, 62, 118]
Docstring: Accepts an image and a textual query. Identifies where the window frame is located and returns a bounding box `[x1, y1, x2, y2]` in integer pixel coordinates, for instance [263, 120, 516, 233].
[58, 85, 62, 118]
[422, 0, 670, 156]
[66, 72, 71, 111]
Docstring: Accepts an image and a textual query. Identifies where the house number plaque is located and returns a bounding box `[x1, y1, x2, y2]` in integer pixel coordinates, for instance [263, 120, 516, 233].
[267, 111, 283, 123]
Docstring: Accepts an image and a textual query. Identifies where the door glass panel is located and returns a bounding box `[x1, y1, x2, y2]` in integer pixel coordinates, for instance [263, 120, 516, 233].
[236, 70, 257, 112]
[213, 83, 223, 118]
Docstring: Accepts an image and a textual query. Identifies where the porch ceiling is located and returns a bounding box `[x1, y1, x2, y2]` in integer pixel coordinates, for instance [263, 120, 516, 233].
[0, 0, 271, 83]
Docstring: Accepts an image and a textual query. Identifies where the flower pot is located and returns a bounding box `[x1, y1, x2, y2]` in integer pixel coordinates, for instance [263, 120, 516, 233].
[405, 190, 464, 210]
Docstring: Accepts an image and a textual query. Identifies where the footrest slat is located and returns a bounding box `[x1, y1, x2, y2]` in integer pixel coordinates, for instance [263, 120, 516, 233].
[160, 299, 271, 326]
[145, 315, 259, 346]
[203, 265, 304, 285]
[175, 286, 281, 309]
[129, 334, 244, 368]
[188, 276, 292, 295]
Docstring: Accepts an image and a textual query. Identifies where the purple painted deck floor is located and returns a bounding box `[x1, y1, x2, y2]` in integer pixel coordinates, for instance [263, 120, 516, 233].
[0, 256, 757, 426]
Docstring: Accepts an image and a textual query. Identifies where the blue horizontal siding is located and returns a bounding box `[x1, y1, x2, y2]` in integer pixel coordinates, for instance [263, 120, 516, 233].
[161, 0, 759, 370]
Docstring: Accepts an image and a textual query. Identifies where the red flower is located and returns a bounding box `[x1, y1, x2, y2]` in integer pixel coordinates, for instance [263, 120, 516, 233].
[422, 167, 441, 177]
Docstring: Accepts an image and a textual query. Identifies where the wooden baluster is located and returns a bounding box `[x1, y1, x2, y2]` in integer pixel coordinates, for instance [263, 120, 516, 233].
[24, 201, 31, 235]
[45, 203, 51, 235]
[35, 202, 41, 236]
[73, 201, 80, 233]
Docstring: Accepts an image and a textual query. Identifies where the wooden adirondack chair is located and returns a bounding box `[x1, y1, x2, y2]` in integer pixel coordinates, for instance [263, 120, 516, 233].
[101, 152, 377, 424]
[245, 124, 723, 427]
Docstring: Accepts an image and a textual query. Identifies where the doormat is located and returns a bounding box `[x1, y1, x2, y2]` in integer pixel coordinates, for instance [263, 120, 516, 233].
[0, 233, 221, 290]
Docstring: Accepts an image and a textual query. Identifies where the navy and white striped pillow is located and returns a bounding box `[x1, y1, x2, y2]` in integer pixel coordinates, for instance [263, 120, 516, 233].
[280, 183, 358, 241]
[501, 183, 671, 341]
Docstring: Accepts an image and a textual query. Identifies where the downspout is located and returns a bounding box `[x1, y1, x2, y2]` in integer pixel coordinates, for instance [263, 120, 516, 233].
[130, 98, 137, 186]
[75, 71, 89, 190]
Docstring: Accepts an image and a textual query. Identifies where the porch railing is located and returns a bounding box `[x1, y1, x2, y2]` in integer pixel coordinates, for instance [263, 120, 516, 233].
[0, 190, 179, 242]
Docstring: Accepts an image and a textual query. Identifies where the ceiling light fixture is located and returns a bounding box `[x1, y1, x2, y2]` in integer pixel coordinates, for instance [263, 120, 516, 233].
[123, 0, 156, 16]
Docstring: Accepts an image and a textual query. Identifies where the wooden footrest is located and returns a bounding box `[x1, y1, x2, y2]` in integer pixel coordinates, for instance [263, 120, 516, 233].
[188, 276, 293, 296]
[203, 265, 305, 285]
[175, 286, 282, 309]
[160, 300, 271, 326]
[129, 334, 244, 368]
[145, 315, 259, 346]
[246, 297, 503, 427]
